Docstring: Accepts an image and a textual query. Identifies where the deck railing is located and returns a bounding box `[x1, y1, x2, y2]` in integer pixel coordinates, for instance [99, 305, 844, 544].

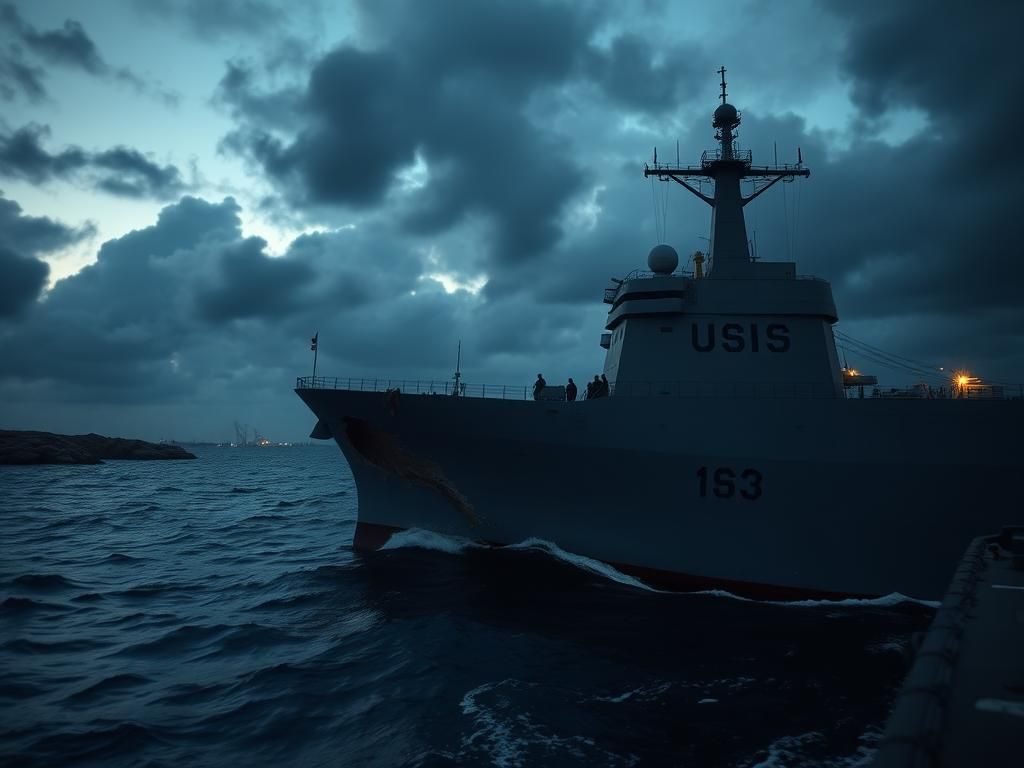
[296, 377, 1023, 401]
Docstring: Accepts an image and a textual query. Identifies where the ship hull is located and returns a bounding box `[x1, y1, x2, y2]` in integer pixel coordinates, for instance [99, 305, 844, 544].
[297, 388, 1022, 600]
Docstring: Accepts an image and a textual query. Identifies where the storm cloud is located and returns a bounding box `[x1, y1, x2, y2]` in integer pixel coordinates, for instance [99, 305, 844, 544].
[0, 4, 105, 74]
[0, 3, 175, 103]
[0, 194, 92, 318]
[0, 43, 45, 101]
[1, 0, 1022, 440]
[0, 123, 188, 199]
[220, 0, 594, 265]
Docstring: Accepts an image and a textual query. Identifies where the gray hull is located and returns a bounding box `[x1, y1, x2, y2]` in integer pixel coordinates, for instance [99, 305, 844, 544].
[298, 388, 1022, 599]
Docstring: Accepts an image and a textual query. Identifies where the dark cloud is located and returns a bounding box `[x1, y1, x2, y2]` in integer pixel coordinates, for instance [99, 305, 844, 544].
[9, 13, 106, 74]
[582, 33, 708, 113]
[92, 147, 188, 199]
[4, 1, 1024, 439]
[0, 123, 188, 199]
[0, 4, 104, 80]
[0, 194, 596, 413]
[219, 1, 730, 278]
[0, 3, 174, 103]
[0, 43, 45, 101]
[0, 123, 88, 183]
[197, 236, 315, 322]
[215, 60, 304, 132]
[0, 194, 95, 255]
[0, 197, 244, 394]
[219, 0, 607, 267]
[0, 245, 47, 318]
[798, 1, 1024, 341]
[0, 194, 92, 319]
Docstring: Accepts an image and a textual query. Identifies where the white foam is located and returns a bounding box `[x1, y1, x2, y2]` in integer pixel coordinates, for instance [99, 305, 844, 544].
[380, 528, 484, 555]
[697, 698, 718, 704]
[747, 731, 826, 768]
[503, 538, 662, 592]
[746, 726, 883, 768]
[460, 680, 531, 768]
[777, 592, 940, 609]
[383, 530, 941, 608]
[683, 588, 940, 609]
[592, 681, 673, 704]
[458, 679, 625, 767]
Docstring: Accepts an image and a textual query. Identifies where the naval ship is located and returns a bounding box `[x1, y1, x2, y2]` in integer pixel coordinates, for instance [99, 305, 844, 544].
[297, 72, 1023, 600]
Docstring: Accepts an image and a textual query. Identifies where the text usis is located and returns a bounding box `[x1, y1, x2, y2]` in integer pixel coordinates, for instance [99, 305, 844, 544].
[690, 322, 790, 353]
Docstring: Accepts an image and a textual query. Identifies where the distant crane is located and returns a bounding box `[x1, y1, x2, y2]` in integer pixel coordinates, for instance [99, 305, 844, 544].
[233, 421, 249, 447]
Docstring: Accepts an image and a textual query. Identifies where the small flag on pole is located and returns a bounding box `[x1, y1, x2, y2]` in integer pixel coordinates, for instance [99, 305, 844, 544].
[310, 332, 318, 351]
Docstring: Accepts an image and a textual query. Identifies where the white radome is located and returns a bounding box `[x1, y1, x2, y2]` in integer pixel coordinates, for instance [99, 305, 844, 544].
[647, 244, 678, 274]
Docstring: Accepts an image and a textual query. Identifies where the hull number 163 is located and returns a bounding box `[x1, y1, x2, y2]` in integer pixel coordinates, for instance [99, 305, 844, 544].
[697, 466, 763, 500]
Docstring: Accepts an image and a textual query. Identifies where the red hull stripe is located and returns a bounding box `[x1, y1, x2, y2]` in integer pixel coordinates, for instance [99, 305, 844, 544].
[352, 521, 875, 602]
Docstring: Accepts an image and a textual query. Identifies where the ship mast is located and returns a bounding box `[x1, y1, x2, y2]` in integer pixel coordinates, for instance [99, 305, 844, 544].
[644, 67, 809, 278]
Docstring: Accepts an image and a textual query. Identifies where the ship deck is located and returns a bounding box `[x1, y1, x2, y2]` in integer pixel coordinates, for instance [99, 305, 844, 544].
[874, 526, 1024, 766]
[295, 376, 1020, 401]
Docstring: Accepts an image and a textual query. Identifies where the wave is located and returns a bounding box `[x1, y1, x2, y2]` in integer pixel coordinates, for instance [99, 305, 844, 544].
[72, 592, 106, 603]
[197, 624, 304, 659]
[382, 531, 659, 591]
[10, 573, 78, 590]
[250, 592, 325, 611]
[778, 592, 941, 610]
[381, 528, 486, 555]
[151, 680, 228, 707]
[1, 596, 67, 614]
[65, 673, 152, 703]
[0, 680, 47, 700]
[26, 722, 167, 763]
[3, 637, 108, 654]
[694, 589, 940, 609]
[104, 553, 142, 563]
[505, 538, 660, 592]
[230, 486, 260, 494]
[380, 531, 939, 607]
[111, 623, 231, 657]
[458, 679, 626, 767]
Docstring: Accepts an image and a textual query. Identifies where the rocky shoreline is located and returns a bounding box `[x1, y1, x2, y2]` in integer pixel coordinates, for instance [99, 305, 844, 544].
[0, 431, 197, 465]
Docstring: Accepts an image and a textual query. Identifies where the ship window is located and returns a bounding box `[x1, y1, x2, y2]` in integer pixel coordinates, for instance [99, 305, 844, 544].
[660, 326, 673, 333]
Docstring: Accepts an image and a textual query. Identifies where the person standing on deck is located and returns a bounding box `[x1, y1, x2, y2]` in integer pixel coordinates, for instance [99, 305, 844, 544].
[566, 378, 578, 402]
[533, 374, 546, 400]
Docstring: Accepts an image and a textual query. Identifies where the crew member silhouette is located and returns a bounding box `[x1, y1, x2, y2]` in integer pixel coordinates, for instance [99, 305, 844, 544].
[533, 373, 546, 400]
[565, 378, 577, 402]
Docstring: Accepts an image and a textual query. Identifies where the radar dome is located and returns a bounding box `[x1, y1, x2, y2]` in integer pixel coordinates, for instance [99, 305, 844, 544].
[713, 102, 738, 125]
[647, 244, 678, 274]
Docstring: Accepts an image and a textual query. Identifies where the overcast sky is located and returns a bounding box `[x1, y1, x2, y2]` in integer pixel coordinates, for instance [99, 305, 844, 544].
[1, 0, 1021, 442]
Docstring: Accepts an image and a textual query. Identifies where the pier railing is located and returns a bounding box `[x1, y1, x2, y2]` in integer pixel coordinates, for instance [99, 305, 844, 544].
[296, 377, 1023, 401]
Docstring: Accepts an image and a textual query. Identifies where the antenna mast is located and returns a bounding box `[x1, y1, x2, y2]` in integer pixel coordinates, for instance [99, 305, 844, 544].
[452, 340, 462, 396]
[643, 67, 810, 278]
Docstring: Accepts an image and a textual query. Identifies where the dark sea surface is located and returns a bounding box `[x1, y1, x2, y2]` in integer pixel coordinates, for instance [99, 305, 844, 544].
[1, 446, 935, 767]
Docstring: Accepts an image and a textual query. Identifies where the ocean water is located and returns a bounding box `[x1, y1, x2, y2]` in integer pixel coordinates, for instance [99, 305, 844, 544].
[1, 446, 935, 767]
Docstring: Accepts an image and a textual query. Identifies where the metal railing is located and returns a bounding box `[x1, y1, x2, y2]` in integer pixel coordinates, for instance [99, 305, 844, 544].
[297, 376, 1024, 402]
[297, 376, 536, 400]
[850, 383, 1024, 401]
[701, 148, 753, 166]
